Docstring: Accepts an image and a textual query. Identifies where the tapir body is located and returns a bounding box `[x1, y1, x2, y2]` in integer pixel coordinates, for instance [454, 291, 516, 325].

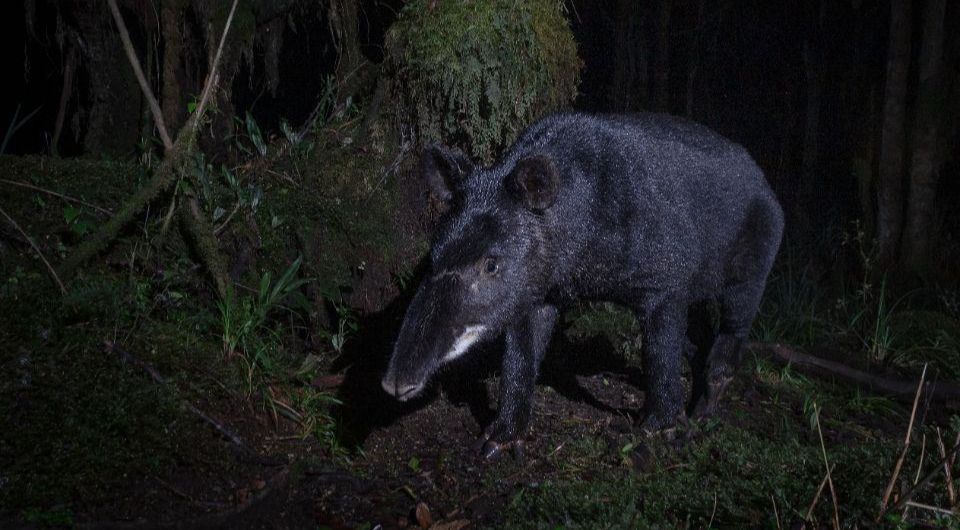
[382, 112, 784, 458]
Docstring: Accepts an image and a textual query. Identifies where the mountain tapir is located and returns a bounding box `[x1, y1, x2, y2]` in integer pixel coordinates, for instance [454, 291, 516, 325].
[382, 112, 784, 460]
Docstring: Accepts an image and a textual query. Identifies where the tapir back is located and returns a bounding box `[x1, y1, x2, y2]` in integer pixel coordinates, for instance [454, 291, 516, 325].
[499, 112, 780, 302]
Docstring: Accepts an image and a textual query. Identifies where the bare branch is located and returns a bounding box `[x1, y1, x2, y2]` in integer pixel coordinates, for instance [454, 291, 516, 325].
[0, 178, 113, 216]
[193, 0, 240, 129]
[106, 0, 173, 151]
[0, 204, 66, 295]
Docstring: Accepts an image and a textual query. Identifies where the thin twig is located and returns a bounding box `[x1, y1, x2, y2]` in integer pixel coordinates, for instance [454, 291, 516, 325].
[904, 500, 956, 517]
[106, 0, 172, 150]
[935, 428, 956, 506]
[952, 430, 960, 510]
[0, 178, 113, 216]
[884, 436, 960, 518]
[804, 463, 836, 524]
[0, 204, 66, 294]
[813, 405, 841, 529]
[878, 364, 928, 520]
[914, 432, 927, 484]
[213, 201, 241, 235]
[771, 494, 782, 530]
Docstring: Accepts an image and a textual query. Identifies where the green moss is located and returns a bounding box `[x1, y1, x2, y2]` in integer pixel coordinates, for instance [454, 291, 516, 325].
[386, 0, 581, 160]
[255, 138, 423, 303]
[0, 286, 192, 513]
[504, 423, 903, 529]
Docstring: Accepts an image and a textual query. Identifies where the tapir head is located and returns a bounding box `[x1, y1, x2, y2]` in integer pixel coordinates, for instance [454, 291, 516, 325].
[381, 144, 560, 400]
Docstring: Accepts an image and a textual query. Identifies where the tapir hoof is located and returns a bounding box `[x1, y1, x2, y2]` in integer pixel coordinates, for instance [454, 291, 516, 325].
[477, 438, 525, 463]
[691, 377, 733, 419]
[639, 412, 687, 439]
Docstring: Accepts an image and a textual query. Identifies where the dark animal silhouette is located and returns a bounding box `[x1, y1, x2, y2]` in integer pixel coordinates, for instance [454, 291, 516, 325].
[381, 112, 784, 460]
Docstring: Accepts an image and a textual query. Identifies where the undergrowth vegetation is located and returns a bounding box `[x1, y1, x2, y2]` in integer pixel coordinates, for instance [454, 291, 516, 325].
[755, 222, 960, 380]
[0, 101, 402, 517]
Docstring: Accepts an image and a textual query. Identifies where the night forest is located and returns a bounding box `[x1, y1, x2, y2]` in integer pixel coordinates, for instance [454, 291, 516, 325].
[2, 1, 960, 528]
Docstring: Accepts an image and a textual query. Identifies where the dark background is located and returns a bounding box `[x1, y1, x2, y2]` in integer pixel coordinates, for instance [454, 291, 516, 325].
[4, 0, 960, 281]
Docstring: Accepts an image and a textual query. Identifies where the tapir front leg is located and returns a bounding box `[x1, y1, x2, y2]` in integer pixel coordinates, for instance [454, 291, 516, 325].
[478, 304, 557, 461]
[638, 297, 687, 435]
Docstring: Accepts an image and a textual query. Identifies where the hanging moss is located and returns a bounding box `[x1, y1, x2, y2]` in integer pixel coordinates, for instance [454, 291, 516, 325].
[385, 0, 581, 161]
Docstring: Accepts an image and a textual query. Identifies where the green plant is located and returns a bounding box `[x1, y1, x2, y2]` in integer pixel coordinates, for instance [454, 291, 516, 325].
[20, 507, 74, 527]
[218, 257, 309, 391]
[752, 250, 826, 345]
[62, 206, 92, 237]
[241, 111, 267, 157]
[385, 0, 581, 160]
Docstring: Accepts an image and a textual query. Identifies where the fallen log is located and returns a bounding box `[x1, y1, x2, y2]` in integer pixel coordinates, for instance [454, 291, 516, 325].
[748, 341, 960, 402]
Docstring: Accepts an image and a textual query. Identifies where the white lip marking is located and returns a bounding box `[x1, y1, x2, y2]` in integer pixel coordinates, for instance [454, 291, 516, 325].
[443, 325, 486, 362]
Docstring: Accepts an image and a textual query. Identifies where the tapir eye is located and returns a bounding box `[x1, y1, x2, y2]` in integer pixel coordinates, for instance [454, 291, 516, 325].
[482, 257, 498, 275]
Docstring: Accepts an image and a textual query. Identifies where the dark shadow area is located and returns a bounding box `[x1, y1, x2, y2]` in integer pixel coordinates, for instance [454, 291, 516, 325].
[538, 332, 645, 419]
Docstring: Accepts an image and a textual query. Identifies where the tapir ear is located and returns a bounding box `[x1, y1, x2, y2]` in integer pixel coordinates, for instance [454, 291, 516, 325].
[422, 144, 474, 202]
[505, 155, 559, 212]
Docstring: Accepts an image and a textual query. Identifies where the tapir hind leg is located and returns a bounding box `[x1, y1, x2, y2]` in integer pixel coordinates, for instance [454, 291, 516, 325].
[692, 200, 782, 418]
[478, 304, 558, 461]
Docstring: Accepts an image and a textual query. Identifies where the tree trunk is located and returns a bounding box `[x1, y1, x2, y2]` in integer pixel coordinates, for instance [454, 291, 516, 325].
[75, 2, 142, 156]
[901, 0, 947, 273]
[608, 0, 644, 111]
[161, 1, 188, 135]
[652, 0, 672, 112]
[875, 0, 912, 269]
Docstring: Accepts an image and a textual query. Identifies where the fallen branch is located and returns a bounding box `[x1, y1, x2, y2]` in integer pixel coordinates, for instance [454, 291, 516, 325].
[105, 340, 246, 449]
[78, 467, 291, 530]
[0, 204, 66, 294]
[0, 178, 114, 216]
[750, 342, 960, 401]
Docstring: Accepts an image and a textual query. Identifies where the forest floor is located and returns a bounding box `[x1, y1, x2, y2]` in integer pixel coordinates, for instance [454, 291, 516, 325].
[2, 154, 960, 529]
